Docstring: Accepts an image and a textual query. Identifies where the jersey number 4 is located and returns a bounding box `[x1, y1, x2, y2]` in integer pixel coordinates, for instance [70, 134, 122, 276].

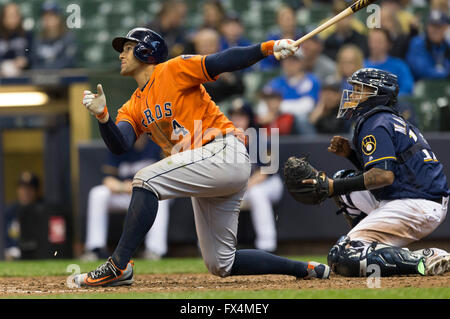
[172, 120, 189, 137]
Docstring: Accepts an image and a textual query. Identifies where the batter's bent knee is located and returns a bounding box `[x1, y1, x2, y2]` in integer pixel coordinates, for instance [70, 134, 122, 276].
[204, 258, 233, 278]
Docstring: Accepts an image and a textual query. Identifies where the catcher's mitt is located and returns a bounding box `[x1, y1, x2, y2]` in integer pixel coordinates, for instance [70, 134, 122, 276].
[283, 156, 330, 205]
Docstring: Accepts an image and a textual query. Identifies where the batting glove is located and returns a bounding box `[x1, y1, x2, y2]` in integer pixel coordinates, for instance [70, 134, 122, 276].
[273, 39, 299, 60]
[82, 84, 108, 120]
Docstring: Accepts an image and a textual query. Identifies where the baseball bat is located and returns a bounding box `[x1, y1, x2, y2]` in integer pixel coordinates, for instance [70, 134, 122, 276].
[274, 0, 378, 60]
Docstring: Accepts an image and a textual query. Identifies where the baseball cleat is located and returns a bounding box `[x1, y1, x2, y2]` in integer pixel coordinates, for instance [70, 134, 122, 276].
[417, 248, 450, 276]
[302, 261, 331, 279]
[73, 257, 134, 287]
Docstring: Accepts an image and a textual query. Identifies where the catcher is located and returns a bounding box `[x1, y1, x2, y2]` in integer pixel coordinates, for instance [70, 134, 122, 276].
[284, 68, 450, 277]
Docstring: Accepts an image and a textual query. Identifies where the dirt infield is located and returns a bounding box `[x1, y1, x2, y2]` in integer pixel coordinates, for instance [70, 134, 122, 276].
[1, 273, 449, 296]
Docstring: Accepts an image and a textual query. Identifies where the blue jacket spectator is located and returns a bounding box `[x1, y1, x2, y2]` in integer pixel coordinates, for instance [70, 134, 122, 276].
[264, 50, 321, 135]
[219, 13, 252, 51]
[31, 2, 77, 69]
[365, 28, 414, 95]
[406, 11, 449, 80]
[0, 3, 32, 76]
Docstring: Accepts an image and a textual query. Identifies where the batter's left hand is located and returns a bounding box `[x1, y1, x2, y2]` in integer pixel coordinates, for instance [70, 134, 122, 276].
[83, 84, 107, 116]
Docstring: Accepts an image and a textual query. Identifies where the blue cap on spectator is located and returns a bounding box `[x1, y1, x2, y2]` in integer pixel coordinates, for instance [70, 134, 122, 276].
[428, 10, 449, 25]
[223, 11, 241, 23]
[41, 1, 61, 14]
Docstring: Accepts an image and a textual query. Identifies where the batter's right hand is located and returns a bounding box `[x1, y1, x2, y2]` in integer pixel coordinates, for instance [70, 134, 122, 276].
[83, 84, 106, 116]
[328, 136, 352, 157]
[273, 39, 299, 60]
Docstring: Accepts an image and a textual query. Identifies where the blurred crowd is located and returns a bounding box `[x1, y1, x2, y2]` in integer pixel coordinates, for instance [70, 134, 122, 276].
[0, 1, 77, 76]
[0, 0, 448, 135]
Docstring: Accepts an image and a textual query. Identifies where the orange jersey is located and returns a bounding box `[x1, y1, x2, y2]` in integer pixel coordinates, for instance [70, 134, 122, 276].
[116, 55, 237, 156]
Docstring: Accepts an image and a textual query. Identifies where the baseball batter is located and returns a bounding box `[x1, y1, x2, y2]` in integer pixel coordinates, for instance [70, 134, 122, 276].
[288, 68, 450, 277]
[74, 28, 330, 287]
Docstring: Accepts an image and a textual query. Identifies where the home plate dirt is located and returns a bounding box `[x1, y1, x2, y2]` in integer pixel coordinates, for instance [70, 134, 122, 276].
[0, 273, 449, 296]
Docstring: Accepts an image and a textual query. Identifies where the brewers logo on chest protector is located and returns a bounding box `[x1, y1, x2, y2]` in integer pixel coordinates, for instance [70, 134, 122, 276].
[116, 55, 237, 156]
[362, 135, 376, 156]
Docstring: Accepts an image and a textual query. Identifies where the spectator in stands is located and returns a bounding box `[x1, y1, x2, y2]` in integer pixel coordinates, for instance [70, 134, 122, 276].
[201, 0, 226, 31]
[319, 0, 367, 40]
[0, 2, 32, 77]
[3, 172, 42, 260]
[193, 27, 244, 103]
[322, 14, 368, 60]
[260, 5, 304, 70]
[309, 76, 350, 134]
[380, 3, 412, 59]
[264, 49, 320, 135]
[381, 0, 420, 37]
[365, 28, 414, 95]
[219, 13, 251, 51]
[228, 98, 283, 253]
[406, 11, 449, 80]
[256, 86, 295, 136]
[336, 44, 364, 91]
[145, 0, 188, 58]
[300, 33, 336, 85]
[30, 2, 77, 70]
[431, 0, 448, 12]
[82, 136, 171, 261]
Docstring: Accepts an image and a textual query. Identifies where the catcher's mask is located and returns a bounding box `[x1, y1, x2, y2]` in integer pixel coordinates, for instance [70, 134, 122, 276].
[337, 68, 399, 120]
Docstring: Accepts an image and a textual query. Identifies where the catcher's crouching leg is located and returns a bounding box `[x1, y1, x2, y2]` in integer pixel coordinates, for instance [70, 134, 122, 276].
[327, 236, 425, 277]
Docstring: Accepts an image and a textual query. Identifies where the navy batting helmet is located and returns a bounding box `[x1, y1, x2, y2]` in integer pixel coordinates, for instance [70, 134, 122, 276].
[112, 27, 168, 64]
[337, 68, 399, 119]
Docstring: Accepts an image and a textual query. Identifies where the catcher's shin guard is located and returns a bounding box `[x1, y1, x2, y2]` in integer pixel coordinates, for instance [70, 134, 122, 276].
[327, 236, 425, 277]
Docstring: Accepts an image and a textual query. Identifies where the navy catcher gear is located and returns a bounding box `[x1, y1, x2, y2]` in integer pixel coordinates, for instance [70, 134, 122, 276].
[327, 236, 425, 277]
[338, 68, 400, 119]
[112, 28, 168, 64]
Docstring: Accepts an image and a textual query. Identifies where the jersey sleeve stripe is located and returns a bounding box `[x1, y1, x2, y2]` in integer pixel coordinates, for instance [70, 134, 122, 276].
[364, 156, 397, 167]
[200, 55, 213, 81]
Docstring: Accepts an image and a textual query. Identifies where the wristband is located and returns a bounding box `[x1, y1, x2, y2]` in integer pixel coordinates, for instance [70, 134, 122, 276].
[95, 105, 108, 121]
[261, 40, 275, 56]
[332, 173, 366, 196]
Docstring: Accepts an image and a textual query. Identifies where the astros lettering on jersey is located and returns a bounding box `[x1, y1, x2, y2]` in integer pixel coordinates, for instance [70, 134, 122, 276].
[116, 54, 237, 156]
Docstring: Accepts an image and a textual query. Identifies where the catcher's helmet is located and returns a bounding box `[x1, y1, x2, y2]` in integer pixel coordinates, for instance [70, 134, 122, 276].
[112, 27, 168, 64]
[337, 68, 399, 119]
